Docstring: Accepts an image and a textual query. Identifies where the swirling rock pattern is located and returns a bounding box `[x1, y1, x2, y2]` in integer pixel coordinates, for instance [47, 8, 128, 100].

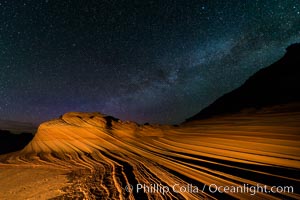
[0, 109, 299, 199]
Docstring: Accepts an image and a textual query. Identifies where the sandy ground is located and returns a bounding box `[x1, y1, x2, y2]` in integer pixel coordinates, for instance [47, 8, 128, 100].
[0, 110, 299, 199]
[0, 167, 70, 200]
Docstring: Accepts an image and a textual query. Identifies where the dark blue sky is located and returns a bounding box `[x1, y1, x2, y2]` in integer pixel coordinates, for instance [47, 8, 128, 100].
[0, 0, 299, 124]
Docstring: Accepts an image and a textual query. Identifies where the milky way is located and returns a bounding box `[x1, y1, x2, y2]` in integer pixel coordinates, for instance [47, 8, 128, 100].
[0, 0, 299, 124]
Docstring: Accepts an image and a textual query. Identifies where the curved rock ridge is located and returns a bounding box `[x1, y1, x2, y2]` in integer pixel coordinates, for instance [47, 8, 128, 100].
[22, 112, 163, 154]
[1, 110, 299, 199]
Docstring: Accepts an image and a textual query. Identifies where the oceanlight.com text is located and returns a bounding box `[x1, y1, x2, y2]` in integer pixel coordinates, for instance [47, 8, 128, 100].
[124, 183, 294, 196]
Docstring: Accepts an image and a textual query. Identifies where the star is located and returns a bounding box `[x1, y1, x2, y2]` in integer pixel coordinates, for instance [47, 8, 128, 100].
[0, 0, 299, 124]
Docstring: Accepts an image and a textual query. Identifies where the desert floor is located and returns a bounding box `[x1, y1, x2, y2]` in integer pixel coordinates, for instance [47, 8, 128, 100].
[0, 110, 299, 199]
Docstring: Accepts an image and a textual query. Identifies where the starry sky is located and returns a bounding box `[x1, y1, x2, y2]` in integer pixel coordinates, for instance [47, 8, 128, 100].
[0, 0, 299, 125]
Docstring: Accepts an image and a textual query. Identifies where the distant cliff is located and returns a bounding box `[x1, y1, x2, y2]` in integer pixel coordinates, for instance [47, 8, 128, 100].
[0, 119, 36, 134]
[0, 130, 33, 154]
[186, 43, 300, 121]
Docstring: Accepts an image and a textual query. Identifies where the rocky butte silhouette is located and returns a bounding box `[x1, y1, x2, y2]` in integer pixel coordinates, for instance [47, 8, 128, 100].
[0, 119, 36, 134]
[0, 120, 36, 155]
[0, 130, 33, 155]
[186, 43, 300, 121]
[0, 44, 299, 199]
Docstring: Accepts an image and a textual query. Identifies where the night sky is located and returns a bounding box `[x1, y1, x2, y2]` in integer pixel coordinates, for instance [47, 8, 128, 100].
[0, 0, 299, 125]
